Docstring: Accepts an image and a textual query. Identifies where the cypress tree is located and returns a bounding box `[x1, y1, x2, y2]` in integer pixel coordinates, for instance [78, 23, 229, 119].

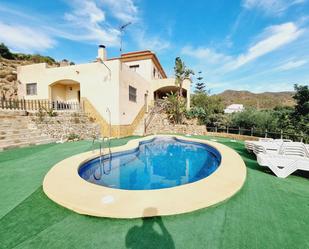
[195, 71, 206, 93]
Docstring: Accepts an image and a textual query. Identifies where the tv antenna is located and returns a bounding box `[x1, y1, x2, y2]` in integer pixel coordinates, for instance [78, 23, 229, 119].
[119, 22, 132, 54]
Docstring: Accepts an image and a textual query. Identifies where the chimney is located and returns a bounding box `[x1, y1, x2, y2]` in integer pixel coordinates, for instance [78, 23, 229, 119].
[97, 45, 107, 61]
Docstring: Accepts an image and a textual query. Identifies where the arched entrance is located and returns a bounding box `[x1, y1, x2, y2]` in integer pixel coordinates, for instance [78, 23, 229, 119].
[154, 86, 187, 101]
[49, 80, 81, 103]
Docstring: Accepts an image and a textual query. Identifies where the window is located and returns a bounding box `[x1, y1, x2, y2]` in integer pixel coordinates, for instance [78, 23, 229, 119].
[26, 83, 37, 95]
[153, 68, 156, 78]
[129, 85, 137, 102]
[129, 65, 139, 72]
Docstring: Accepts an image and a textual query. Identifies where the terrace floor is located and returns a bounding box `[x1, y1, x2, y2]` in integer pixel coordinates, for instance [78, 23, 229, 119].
[0, 135, 308, 249]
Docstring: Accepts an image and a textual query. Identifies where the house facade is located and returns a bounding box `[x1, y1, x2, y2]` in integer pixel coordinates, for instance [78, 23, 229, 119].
[17, 46, 191, 137]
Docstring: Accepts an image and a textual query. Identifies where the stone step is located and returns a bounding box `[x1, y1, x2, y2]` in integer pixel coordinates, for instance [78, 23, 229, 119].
[0, 128, 39, 135]
[0, 135, 52, 147]
[0, 130, 45, 140]
[0, 110, 28, 117]
[0, 119, 29, 124]
[0, 124, 29, 129]
[0, 138, 55, 151]
[0, 116, 29, 120]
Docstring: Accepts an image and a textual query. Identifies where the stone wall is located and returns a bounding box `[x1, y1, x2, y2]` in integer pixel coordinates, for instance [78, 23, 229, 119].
[145, 112, 207, 136]
[29, 111, 100, 141]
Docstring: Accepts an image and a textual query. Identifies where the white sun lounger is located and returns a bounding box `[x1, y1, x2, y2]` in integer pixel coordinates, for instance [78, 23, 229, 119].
[245, 138, 274, 152]
[257, 142, 309, 178]
[251, 139, 292, 155]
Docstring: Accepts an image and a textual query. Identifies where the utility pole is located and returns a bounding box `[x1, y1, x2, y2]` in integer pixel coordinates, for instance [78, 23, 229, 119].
[119, 22, 132, 54]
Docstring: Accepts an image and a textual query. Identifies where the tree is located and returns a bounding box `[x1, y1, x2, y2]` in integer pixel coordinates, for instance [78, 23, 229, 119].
[0, 43, 15, 60]
[293, 84, 309, 117]
[174, 57, 194, 97]
[292, 84, 309, 137]
[195, 71, 206, 93]
[189, 93, 224, 125]
[273, 106, 294, 133]
[191, 93, 224, 115]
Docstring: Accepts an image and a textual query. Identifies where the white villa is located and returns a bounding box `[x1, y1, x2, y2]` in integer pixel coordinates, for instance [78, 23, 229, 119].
[17, 46, 191, 137]
[224, 104, 244, 114]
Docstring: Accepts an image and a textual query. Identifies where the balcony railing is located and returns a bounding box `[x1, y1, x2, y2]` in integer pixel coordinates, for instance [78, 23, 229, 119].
[0, 98, 82, 111]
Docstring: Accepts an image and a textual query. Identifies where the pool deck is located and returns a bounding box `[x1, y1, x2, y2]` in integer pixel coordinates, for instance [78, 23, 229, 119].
[43, 135, 247, 218]
[1, 136, 308, 249]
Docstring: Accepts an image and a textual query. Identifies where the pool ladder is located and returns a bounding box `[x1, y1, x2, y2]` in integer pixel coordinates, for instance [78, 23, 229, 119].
[93, 137, 112, 180]
[93, 108, 113, 180]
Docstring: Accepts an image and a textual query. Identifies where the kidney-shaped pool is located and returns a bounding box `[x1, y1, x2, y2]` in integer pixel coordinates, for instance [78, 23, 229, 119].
[43, 135, 246, 218]
[78, 137, 221, 190]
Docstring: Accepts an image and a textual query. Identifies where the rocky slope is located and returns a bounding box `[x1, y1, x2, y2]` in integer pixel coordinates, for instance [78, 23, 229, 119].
[0, 56, 71, 100]
[0, 57, 32, 99]
[216, 90, 295, 109]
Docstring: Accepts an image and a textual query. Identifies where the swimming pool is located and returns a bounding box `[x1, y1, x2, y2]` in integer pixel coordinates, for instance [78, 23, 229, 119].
[79, 137, 221, 190]
[44, 135, 246, 217]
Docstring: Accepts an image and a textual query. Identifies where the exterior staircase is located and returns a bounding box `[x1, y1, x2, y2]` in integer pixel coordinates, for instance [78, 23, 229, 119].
[133, 101, 166, 136]
[0, 110, 55, 151]
[133, 112, 149, 136]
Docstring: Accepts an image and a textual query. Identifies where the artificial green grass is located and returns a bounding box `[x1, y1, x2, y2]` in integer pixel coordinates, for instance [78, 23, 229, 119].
[0, 135, 308, 249]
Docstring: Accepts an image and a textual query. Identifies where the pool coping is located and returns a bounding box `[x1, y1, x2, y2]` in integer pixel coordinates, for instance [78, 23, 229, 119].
[43, 135, 247, 218]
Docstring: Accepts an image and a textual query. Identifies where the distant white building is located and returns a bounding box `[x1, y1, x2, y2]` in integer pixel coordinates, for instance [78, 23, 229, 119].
[224, 104, 244, 114]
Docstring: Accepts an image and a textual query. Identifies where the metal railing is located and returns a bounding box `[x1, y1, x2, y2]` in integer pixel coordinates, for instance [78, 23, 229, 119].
[0, 98, 82, 111]
[206, 126, 309, 143]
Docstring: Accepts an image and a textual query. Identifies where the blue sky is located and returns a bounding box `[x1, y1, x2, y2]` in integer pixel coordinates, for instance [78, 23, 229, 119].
[0, 0, 308, 93]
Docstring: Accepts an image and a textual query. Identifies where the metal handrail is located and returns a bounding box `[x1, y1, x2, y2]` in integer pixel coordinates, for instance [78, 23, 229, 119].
[94, 142, 103, 180]
[92, 108, 114, 179]
[106, 108, 112, 158]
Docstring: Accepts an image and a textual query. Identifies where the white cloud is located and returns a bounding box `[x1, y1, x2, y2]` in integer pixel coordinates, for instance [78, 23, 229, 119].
[0, 0, 172, 54]
[276, 59, 307, 71]
[135, 31, 170, 52]
[0, 22, 55, 53]
[63, 0, 120, 46]
[227, 22, 304, 70]
[181, 23, 304, 72]
[99, 0, 138, 23]
[65, 1, 106, 24]
[243, 0, 306, 15]
[181, 46, 231, 64]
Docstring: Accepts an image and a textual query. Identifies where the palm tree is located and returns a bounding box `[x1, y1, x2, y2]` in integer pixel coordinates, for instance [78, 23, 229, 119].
[174, 57, 194, 97]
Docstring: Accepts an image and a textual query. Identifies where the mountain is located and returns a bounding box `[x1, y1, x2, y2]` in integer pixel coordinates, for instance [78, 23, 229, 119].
[216, 90, 295, 109]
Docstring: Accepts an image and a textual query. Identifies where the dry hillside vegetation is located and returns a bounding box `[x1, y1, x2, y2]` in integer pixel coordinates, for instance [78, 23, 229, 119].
[217, 90, 295, 109]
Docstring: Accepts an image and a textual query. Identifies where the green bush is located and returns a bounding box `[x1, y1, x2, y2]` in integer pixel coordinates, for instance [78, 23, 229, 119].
[0, 43, 15, 59]
[185, 107, 207, 124]
[191, 93, 224, 115]
[67, 133, 80, 141]
[164, 92, 186, 124]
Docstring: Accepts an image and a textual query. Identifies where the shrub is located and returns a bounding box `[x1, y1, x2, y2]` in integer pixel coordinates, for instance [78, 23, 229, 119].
[164, 92, 186, 124]
[36, 107, 46, 122]
[67, 133, 80, 141]
[185, 107, 207, 124]
[43, 107, 57, 117]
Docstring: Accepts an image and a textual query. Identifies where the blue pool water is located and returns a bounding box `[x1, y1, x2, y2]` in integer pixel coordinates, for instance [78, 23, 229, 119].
[78, 137, 221, 190]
